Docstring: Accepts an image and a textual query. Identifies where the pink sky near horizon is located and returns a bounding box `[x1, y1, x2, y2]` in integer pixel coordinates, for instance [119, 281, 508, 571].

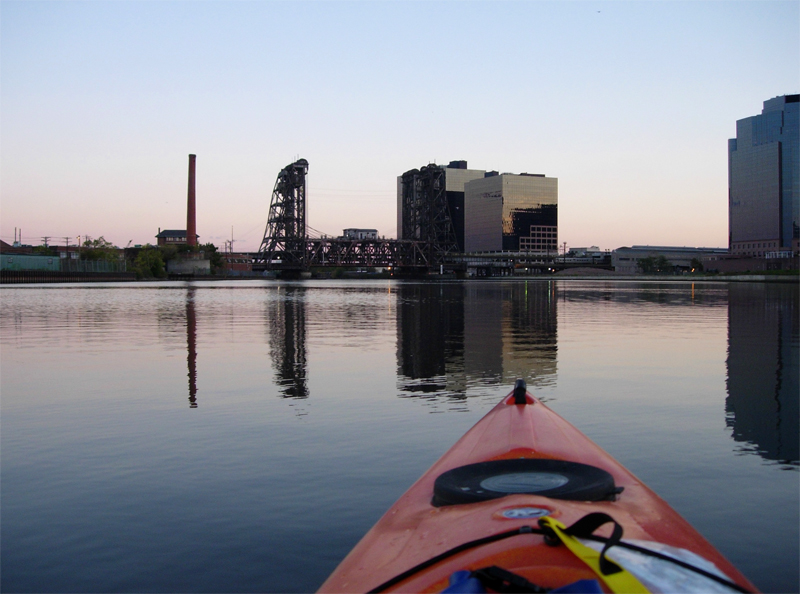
[2, 1, 797, 253]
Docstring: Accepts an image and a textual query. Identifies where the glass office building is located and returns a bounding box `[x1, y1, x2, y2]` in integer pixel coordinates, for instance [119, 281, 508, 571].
[443, 161, 487, 252]
[729, 94, 799, 256]
[464, 173, 558, 253]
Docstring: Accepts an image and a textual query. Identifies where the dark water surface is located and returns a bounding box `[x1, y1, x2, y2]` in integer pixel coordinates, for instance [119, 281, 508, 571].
[1, 280, 797, 593]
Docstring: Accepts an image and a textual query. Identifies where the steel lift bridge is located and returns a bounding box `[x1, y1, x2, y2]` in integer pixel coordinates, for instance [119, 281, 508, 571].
[253, 158, 454, 276]
[254, 158, 310, 271]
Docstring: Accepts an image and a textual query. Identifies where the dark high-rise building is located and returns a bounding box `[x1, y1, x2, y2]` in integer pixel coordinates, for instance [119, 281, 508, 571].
[728, 94, 799, 256]
[397, 161, 484, 252]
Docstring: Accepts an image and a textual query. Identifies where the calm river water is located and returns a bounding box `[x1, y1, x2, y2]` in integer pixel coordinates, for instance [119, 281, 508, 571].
[1, 280, 797, 593]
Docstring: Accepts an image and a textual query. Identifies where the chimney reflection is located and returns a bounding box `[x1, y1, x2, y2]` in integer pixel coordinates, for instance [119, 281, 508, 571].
[726, 284, 799, 466]
[268, 285, 308, 399]
[186, 286, 198, 408]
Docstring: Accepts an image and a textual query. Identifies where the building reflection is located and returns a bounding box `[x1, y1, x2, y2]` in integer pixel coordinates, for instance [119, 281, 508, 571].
[267, 285, 308, 399]
[464, 283, 502, 386]
[397, 283, 466, 397]
[726, 284, 799, 465]
[396, 281, 557, 400]
[186, 286, 198, 408]
[500, 281, 557, 388]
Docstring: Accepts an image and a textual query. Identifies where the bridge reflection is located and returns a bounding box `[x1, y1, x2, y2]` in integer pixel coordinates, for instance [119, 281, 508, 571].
[260, 281, 558, 405]
[266, 285, 308, 399]
[183, 283, 310, 407]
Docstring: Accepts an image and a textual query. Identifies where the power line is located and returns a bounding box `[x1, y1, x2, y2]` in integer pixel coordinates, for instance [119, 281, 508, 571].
[307, 225, 335, 239]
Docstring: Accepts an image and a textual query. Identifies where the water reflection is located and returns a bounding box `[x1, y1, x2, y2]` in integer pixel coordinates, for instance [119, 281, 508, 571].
[186, 287, 198, 408]
[397, 283, 466, 397]
[1, 281, 796, 592]
[464, 283, 502, 386]
[557, 283, 728, 308]
[267, 285, 308, 399]
[726, 284, 799, 467]
[501, 281, 557, 387]
[396, 281, 557, 400]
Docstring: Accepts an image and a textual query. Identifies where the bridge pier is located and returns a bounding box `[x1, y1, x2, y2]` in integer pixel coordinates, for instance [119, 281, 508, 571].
[273, 269, 310, 280]
[391, 266, 430, 279]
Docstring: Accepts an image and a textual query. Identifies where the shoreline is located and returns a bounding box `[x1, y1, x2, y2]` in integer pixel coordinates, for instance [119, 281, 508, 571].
[1, 272, 797, 285]
[549, 273, 798, 283]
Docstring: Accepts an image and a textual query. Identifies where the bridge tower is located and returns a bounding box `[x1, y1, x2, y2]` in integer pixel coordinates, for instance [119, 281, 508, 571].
[255, 158, 309, 272]
[400, 164, 459, 264]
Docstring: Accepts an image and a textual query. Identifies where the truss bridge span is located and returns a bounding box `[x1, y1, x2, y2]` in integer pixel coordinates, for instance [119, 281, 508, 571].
[253, 157, 455, 274]
[253, 237, 439, 272]
[307, 238, 430, 268]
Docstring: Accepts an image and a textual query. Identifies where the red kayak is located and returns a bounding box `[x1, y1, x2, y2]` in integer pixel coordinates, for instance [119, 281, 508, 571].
[318, 381, 758, 594]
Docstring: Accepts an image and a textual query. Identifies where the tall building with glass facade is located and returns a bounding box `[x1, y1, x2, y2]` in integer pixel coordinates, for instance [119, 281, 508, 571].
[442, 161, 488, 252]
[397, 161, 558, 254]
[728, 94, 799, 256]
[464, 173, 558, 253]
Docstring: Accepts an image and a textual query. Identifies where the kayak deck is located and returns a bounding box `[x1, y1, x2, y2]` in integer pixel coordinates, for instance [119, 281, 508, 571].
[318, 385, 757, 593]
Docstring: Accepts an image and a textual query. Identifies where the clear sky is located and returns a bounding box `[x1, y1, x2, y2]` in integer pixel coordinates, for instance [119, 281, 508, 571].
[1, 1, 798, 252]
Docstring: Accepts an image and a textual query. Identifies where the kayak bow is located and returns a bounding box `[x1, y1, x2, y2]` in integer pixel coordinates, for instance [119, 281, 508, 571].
[318, 380, 757, 594]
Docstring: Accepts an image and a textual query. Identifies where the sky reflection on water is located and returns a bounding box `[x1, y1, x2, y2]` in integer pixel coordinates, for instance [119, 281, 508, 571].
[1, 279, 797, 593]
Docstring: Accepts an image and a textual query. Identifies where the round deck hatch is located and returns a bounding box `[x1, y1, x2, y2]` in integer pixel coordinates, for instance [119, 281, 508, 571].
[433, 458, 617, 506]
[481, 472, 570, 493]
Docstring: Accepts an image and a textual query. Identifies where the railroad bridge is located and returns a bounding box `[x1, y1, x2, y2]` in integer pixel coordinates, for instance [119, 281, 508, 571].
[252, 158, 452, 275]
[252, 158, 610, 276]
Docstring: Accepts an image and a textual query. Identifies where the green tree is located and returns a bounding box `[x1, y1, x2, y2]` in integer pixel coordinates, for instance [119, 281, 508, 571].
[690, 258, 704, 273]
[133, 246, 166, 279]
[160, 244, 178, 263]
[654, 256, 673, 274]
[200, 242, 224, 273]
[638, 257, 657, 274]
[638, 256, 673, 274]
[32, 245, 57, 256]
[81, 236, 119, 262]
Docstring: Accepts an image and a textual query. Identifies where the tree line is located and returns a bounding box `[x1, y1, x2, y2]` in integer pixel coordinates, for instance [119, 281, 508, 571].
[637, 256, 704, 274]
[32, 237, 224, 279]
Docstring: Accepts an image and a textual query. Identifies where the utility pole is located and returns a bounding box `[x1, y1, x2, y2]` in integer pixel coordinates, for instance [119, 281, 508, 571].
[41, 236, 51, 248]
[63, 237, 72, 270]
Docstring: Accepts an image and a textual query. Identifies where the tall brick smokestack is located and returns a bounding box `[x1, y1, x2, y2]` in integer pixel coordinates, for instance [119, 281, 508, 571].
[187, 154, 197, 247]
